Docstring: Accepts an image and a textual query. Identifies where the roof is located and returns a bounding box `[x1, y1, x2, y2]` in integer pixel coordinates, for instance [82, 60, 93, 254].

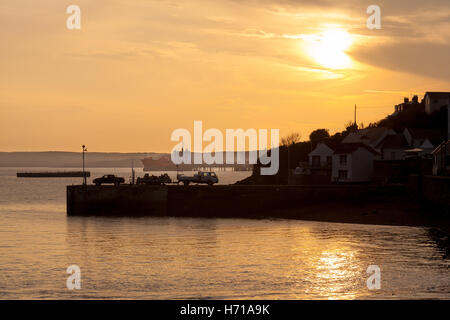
[432, 141, 450, 155]
[376, 134, 409, 150]
[333, 143, 380, 155]
[319, 140, 342, 150]
[424, 92, 450, 99]
[308, 139, 342, 155]
[342, 127, 392, 146]
[405, 128, 444, 146]
[308, 142, 334, 156]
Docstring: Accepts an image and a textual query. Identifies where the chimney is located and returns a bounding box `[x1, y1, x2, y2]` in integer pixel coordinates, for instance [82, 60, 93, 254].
[412, 95, 418, 103]
[404, 97, 409, 103]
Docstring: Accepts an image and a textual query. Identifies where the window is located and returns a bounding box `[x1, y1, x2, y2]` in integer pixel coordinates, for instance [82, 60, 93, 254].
[339, 155, 347, 165]
[338, 170, 348, 180]
[312, 155, 320, 166]
[326, 156, 332, 166]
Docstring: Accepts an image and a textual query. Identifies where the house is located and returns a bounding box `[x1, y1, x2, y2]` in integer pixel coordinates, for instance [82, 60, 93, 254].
[291, 142, 335, 184]
[342, 127, 396, 149]
[423, 92, 450, 114]
[331, 143, 380, 183]
[372, 134, 410, 183]
[375, 134, 409, 160]
[403, 128, 444, 155]
[308, 142, 334, 167]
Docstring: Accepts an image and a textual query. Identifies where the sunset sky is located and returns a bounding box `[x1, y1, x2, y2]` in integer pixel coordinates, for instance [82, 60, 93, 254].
[1, 0, 450, 152]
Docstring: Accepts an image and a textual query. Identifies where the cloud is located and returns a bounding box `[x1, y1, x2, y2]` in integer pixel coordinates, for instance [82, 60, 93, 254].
[67, 42, 200, 61]
[352, 41, 450, 81]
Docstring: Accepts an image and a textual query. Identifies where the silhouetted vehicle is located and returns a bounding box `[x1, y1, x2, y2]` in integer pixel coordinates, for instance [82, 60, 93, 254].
[93, 174, 125, 186]
[177, 171, 218, 186]
[136, 173, 172, 185]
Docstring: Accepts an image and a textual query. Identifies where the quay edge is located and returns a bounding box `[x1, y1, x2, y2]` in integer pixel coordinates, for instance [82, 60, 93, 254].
[67, 184, 409, 218]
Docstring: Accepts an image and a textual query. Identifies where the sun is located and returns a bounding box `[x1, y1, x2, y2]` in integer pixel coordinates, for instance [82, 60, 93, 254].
[303, 29, 354, 70]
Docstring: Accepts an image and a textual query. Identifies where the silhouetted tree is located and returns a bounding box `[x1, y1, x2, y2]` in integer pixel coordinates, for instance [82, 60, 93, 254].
[344, 121, 358, 133]
[281, 132, 302, 146]
[309, 129, 330, 141]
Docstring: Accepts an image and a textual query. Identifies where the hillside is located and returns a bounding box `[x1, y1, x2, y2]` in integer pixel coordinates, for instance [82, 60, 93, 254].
[239, 102, 448, 185]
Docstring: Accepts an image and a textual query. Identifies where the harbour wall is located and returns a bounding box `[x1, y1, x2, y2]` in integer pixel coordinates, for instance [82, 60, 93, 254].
[67, 184, 408, 218]
[408, 175, 450, 215]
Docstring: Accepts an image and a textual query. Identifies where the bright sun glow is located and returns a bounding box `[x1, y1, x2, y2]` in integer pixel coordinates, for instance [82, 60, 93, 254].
[303, 29, 354, 70]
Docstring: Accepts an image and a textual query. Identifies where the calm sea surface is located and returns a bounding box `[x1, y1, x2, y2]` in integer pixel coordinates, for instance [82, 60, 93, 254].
[0, 167, 448, 299]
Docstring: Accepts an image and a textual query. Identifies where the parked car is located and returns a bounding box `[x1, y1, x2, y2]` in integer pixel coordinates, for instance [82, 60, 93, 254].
[177, 171, 218, 186]
[136, 173, 172, 185]
[93, 174, 125, 186]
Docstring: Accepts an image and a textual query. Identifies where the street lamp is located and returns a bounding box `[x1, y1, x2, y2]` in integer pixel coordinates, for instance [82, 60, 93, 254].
[287, 143, 291, 185]
[82, 145, 87, 185]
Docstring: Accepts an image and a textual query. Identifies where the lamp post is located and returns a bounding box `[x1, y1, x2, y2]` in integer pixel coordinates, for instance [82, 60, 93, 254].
[287, 144, 290, 185]
[82, 145, 87, 185]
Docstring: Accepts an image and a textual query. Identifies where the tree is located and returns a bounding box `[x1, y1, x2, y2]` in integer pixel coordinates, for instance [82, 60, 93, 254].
[309, 129, 330, 141]
[344, 121, 358, 133]
[281, 132, 302, 146]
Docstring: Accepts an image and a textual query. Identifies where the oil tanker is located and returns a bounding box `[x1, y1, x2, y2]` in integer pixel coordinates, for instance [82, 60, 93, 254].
[141, 156, 193, 171]
[141, 153, 252, 172]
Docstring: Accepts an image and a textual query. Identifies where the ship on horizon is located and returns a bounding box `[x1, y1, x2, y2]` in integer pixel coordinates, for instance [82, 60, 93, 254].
[141, 155, 192, 171]
[141, 152, 253, 172]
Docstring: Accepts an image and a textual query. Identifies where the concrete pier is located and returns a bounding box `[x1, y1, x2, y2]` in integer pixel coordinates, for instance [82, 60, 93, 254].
[67, 184, 408, 218]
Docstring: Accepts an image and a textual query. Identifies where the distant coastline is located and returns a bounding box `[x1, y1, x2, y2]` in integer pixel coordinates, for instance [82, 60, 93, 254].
[0, 151, 162, 168]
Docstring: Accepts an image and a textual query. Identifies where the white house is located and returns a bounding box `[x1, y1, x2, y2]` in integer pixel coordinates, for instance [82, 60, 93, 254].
[331, 143, 380, 183]
[308, 142, 334, 167]
[424, 92, 450, 114]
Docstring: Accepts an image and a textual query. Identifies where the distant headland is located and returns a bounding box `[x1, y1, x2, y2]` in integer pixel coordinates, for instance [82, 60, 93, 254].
[0, 151, 156, 168]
